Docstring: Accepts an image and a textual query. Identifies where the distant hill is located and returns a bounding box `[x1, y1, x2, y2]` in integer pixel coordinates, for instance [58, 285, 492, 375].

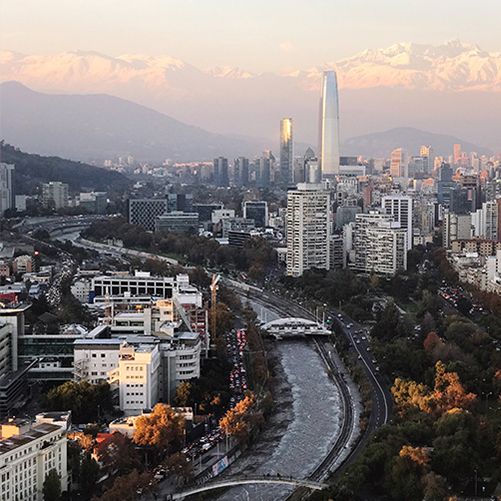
[0, 81, 268, 163]
[0, 142, 131, 194]
[341, 127, 493, 158]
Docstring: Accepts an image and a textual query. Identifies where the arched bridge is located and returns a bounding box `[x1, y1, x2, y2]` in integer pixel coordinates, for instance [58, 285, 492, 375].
[169, 475, 328, 499]
[262, 317, 331, 338]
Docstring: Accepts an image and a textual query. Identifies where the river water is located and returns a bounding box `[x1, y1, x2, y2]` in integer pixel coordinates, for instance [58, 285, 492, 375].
[211, 301, 343, 500]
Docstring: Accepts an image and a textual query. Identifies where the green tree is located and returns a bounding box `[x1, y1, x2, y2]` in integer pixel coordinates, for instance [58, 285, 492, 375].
[44, 381, 114, 423]
[43, 469, 61, 501]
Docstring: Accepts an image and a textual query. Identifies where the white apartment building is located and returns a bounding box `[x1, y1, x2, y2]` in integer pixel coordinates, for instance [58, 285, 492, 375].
[108, 344, 161, 416]
[351, 211, 393, 272]
[286, 183, 331, 277]
[0, 420, 68, 501]
[366, 223, 408, 275]
[381, 196, 413, 250]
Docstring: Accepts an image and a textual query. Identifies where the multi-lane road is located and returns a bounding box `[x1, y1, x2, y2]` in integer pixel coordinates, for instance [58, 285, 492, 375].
[332, 310, 392, 430]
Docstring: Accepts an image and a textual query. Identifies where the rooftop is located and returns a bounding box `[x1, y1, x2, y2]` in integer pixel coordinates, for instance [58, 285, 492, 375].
[0, 423, 61, 456]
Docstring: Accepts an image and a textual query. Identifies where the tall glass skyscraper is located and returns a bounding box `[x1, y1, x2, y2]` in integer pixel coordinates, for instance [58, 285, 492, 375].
[319, 70, 340, 178]
[279, 118, 293, 185]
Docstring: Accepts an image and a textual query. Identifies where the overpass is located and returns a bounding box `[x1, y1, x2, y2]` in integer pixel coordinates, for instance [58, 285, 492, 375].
[169, 475, 327, 499]
[262, 317, 331, 338]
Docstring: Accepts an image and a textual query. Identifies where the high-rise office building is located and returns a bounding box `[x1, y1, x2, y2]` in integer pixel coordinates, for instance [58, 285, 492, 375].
[381, 196, 413, 250]
[286, 183, 331, 277]
[213, 157, 229, 187]
[279, 118, 294, 185]
[420, 145, 435, 174]
[0, 163, 14, 216]
[243, 201, 268, 228]
[258, 151, 274, 188]
[129, 199, 169, 231]
[389, 149, 408, 178]
[319, 70, 340, 178]
[234, 157, 250, 187]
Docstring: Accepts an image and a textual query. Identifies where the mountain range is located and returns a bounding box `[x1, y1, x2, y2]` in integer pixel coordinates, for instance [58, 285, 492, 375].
[0, 81, 494, 163]
[1, 40, 500, 151]
[0, 81, 269, 162]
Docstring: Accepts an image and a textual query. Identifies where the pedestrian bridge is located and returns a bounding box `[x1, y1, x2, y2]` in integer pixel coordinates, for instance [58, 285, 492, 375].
[262, 317, 331, 338]
[170, 475, 327, 499]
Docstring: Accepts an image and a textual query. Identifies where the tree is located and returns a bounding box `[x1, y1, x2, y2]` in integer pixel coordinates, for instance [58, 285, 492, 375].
[165, 452, 193, 481]
[80, 456, 100, 500]
[422, 472, 448, 501]
[94, 470, 153, 501]
[433, 361, 476, 414]
[174, 382, 191, 407]
[133, 404, 185, 454]
[219, 393, 262, 443]
[44, 380, 114, 423]
[96, 432, 142, 475]
[43, 469, 61, 501]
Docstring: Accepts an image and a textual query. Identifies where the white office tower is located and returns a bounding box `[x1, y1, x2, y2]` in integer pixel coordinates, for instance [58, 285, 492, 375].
[286, 183, 331, 277]
[319, 70, 340, 178]
[0, 163, 14, 215]
[280, 118, 294, 185]
[382, 196, 413, 250]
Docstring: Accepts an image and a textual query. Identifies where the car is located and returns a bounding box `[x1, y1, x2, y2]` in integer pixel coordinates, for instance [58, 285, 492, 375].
[366, 347, 371, 351]
[337, 314, 342, 318]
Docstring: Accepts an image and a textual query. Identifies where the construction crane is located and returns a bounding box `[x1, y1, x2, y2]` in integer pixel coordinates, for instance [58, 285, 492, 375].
[210, 274, 221, 343]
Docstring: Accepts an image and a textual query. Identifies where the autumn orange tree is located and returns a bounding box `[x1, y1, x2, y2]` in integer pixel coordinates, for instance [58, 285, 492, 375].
[133, 404, 185, 455]
[392, 361, 476, 417]
[219, 393, 263, 443]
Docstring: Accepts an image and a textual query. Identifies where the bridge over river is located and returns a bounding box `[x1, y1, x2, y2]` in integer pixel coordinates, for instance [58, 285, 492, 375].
[262, 317, 331, 338]
[169, 475, 328, 499]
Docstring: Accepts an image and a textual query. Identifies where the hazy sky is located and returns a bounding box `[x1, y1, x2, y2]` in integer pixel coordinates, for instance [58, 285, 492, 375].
[1, 0, 500, 73]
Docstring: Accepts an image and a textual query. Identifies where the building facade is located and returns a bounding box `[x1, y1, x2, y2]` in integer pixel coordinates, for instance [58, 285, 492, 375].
[279, 118, 293, 185]
[0, 420, 68, 501]
[318, 71, 340, 178]
[286, 184, 331, 277]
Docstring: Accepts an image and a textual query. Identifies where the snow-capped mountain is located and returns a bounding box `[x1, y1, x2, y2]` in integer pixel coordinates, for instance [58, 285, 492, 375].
[2, 40, 500, 94]
[1, 41, 500, 150]
[298, 40, 501, 92]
